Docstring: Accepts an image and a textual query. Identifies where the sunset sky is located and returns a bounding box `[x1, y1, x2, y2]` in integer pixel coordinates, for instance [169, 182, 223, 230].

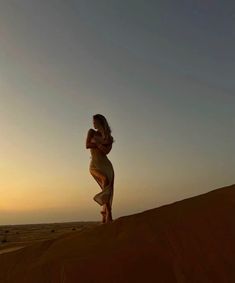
[0, 1, 234, 225]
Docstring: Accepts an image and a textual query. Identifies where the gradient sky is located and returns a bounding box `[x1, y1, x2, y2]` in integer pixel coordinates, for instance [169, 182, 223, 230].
[0, 0, 234, 225]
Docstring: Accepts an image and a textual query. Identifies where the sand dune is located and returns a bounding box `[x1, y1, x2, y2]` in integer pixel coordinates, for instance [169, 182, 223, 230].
[0, 184, 234, 283]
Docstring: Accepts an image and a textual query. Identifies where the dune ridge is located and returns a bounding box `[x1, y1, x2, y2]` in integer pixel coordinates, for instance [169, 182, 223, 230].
[0, 184, 234, 283]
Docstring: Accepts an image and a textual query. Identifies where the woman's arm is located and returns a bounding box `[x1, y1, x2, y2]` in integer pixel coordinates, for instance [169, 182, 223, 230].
[90, 135, 113, 144]
[96, 136, 113, 145]
[97, 143, 112, 155]
[96, 135, 113, 154]
[86, 129, 97, 149]
[102, 139, 113, 145]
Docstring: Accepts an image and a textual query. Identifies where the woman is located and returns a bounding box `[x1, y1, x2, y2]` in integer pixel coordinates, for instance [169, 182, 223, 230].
[86, 114, 115, 224]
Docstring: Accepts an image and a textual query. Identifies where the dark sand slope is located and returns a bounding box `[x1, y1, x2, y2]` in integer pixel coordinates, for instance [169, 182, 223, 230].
[0, 184, 234, 283]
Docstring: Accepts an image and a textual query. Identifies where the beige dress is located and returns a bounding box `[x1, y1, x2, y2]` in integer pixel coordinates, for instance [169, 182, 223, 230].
[89, 142, 114, 208]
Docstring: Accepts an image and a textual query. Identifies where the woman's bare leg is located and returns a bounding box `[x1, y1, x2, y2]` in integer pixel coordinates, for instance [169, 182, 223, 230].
[100, 204, 107, 223]
[90, 169, 111, 223]
[105, 202, 113, 223]
[100, 176, 109, 222]
[101, 204, 107, 213]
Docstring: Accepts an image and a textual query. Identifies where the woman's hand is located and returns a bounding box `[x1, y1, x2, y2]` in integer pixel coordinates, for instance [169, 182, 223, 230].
[86, 129, 97, 149]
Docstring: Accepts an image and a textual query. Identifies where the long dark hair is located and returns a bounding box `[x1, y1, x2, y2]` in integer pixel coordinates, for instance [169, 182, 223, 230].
[93, 114, 114, 142]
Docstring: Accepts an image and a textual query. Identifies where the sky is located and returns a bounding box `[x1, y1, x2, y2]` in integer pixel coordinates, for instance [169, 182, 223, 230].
[0, 0, 234, 225]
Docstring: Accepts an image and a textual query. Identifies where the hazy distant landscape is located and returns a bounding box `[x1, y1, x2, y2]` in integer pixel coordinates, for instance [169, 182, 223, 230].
[0, 221, 99, 255]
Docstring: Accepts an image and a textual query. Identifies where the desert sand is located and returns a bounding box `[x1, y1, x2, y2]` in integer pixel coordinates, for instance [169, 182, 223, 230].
[0, 184, 234, 283]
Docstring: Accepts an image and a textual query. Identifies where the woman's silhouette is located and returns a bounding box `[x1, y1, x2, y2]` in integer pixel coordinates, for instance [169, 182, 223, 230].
[86, 114, 115, 224]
